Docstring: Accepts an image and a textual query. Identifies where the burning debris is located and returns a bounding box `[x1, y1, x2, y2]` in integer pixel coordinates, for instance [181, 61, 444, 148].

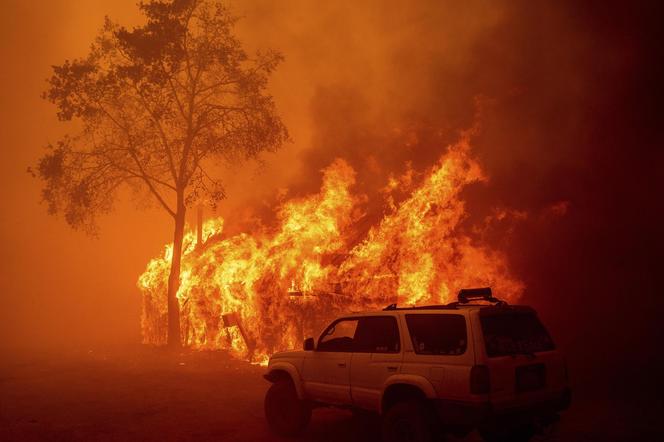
[138, 134, 523, 362]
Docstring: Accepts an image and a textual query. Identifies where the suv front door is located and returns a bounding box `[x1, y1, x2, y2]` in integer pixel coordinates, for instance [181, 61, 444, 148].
[302, 318, 358, 404]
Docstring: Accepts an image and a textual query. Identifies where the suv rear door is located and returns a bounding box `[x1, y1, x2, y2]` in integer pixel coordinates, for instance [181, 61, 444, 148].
[476, 307, 566, 410]
[350, 316, 402, 411]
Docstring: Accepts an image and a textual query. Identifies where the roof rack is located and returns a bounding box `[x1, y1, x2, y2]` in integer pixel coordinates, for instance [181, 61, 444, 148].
[382, 303, 458, 311]
[382, 287, 507, 311]
[458, 287, 502, 303]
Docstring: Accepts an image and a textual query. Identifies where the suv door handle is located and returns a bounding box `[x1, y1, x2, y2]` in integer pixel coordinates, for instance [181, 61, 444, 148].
[387, 366, 398, 372]
[337, 363, 347, 368]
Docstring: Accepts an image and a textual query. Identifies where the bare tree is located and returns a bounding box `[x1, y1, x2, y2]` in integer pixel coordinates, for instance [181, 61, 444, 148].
[34, 0, 288, 347]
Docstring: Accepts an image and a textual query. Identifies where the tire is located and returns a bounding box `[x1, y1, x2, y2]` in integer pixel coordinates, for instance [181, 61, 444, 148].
[382, 400, 435, 442]
[264, 379, 311, 436]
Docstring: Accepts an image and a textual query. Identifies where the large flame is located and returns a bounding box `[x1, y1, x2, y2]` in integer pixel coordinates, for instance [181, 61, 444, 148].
[138, 133, 523, 362]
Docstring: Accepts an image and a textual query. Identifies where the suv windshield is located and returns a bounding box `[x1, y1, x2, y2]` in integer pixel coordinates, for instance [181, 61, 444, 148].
[480, 310, 555, 357]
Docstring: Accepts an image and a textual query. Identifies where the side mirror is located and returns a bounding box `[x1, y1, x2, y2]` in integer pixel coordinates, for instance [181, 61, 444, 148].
[303, 337, 315, 351]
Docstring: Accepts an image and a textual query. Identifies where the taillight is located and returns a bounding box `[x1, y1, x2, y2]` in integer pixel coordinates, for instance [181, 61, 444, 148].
[470, 365, 490, 394]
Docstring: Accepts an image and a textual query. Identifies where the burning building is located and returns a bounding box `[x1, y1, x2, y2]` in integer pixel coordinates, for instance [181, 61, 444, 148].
[138, 132, 523, 363]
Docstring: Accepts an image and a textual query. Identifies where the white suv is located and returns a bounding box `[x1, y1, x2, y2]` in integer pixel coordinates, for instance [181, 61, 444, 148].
[264, 288, 571, 442]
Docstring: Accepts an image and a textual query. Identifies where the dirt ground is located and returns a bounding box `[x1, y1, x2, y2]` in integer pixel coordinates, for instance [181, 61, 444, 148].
[1, 347, 661, 442]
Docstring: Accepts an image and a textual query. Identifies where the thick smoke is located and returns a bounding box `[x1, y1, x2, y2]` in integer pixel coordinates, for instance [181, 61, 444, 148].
[230, 0, 664, 391]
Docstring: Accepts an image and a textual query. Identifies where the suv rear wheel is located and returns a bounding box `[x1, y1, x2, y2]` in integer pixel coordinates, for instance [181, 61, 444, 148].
[382, 400, 434, 442]
[264, 379, 311, 436]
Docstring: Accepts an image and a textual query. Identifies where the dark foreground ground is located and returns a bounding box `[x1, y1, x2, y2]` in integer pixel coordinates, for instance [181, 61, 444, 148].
[1, 348, 661, 441]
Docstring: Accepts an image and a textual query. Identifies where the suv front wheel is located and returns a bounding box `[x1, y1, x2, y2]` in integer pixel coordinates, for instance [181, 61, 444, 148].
[382, 400, 435, 442]
[264, 379, 312, 436]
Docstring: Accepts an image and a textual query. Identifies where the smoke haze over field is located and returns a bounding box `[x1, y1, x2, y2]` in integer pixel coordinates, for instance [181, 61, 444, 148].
[0, 0, 662, 393]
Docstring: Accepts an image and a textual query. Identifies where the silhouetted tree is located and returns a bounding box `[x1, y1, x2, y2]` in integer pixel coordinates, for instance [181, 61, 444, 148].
[34, 0, 288, 347]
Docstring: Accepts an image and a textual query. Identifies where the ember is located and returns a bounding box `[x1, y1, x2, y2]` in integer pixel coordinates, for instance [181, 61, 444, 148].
[138, 132, 523, 362]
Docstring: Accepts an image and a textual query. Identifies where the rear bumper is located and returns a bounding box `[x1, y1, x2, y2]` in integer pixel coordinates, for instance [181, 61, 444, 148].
[433, 388, 571, 427]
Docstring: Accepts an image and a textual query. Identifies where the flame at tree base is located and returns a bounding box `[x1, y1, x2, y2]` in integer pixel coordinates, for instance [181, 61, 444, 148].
[138, 134, 524, 362]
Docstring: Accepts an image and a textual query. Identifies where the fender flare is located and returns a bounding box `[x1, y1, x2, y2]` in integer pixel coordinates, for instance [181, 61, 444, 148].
[380, 374, 437, 411]
[264, 362, 306, 400]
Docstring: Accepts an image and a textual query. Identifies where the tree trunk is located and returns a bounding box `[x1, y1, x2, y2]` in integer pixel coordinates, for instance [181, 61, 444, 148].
[167, 202, 186, 348]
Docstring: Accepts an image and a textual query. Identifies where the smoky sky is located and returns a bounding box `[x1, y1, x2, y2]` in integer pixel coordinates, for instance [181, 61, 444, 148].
[1, 0, 662, 392]
[243, 0, 664, 389]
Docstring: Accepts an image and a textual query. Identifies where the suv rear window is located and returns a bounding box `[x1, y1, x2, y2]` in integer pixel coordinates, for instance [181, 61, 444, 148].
[480, 311, 555, 357]
[405, 314, 467, 355]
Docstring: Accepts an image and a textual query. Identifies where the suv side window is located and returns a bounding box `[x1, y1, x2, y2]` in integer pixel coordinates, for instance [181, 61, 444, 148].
[354, 316, 400, 353]
[405, 314, 467, 355]
[318, 318, 358, 352]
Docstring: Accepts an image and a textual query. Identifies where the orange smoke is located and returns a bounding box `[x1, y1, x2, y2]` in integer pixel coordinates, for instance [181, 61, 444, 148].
[138, 133, 523, 362]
